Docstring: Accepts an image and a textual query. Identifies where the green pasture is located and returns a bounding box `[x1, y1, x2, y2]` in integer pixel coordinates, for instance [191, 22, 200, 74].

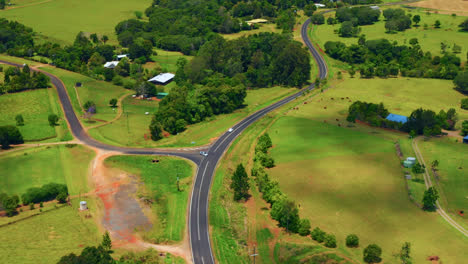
[0, 0, 152, 44]
[89, 86, 296, 148]
[104, 155, 194, 243]
[222, 23, 280, 40]
[0, 144, 95, 196]
[313, 8, 468, 57]
[42, 66, 130, 125]
[149, 49, 194, 73]
[0, 198, 101, 264]
[267, 117, 468, 263]
[418, 138, 468, 224]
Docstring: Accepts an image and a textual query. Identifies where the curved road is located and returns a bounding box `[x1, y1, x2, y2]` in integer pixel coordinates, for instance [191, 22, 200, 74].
[1, 17, 328, 264]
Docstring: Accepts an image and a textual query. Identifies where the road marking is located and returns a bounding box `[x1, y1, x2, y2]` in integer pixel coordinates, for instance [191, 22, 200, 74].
[201, 256, 205, 264]
[198, 161, 209, 241]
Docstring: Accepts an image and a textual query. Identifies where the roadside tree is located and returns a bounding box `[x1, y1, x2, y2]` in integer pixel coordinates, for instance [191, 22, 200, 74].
[422, 187, 439, 211]
[231, 163, 250, 201]
[48, 114, 59, 126]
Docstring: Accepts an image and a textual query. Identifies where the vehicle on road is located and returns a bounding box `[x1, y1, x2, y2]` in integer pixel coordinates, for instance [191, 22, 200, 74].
[200, 151, 208, 157]
[228, 128, 233, 132]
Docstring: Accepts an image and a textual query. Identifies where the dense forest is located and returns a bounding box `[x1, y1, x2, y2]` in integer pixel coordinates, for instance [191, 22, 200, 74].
[325, 38, 462, 80]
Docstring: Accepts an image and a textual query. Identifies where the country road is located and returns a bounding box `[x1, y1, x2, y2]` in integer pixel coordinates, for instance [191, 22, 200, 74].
[412, 138, 468, 237]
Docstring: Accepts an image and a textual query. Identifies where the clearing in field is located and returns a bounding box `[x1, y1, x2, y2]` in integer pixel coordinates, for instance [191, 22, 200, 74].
[89, 86, 296, 148]
[312, 9, 468, 58]
[103, 155, 194, 244]
[0, 0, 152, 44]
[410, 0, 468, 16]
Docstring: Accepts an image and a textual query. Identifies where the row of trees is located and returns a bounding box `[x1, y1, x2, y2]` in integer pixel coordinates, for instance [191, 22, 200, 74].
[324, 37, 463, 80]
[346, 101, 459, 136]
[0, 65, 50, 94]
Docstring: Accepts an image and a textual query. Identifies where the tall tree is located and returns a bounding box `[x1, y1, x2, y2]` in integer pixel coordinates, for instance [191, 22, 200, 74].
[101, 231, 112, 253]
[270, 198, 300, 233]
[231, 163, 250, 201]
[412, 15, 420, 26]
[422, 187, 439, 211]
[0, 126, 24, 149]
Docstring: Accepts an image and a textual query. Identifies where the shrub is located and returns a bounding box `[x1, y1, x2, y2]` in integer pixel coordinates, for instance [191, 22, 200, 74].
[324, 234, 337, 248]
[298, 219, 311, 236]
[363, 244, 382, 264]
[311, 227, 326, 243]
[461, 98, 468, 110]
[56, 192, 68, 204]
[29, 203, 35, 210]
[21, 183, 68, 205]
[346, 234, 359, 247]
[48, 114, 59, 126]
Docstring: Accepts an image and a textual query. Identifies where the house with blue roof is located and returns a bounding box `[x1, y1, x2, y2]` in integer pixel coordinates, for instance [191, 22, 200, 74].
[386, 113, 408, 124]
[463, 135, 468, 144]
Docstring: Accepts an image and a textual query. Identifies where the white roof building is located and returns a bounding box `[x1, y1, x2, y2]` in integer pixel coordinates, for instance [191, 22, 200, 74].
[370, 5, 380, 10]
[117, 54, 129, 60]
[314, 3, 326, 8]
[104, 61, 119, 69]
[148, 73, 175, 85]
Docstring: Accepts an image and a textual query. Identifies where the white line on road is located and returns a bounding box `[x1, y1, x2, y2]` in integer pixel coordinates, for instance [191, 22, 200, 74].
[198, 161, 209, 241]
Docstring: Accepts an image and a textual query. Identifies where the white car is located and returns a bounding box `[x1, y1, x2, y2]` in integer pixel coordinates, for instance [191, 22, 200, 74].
[200, 151, 208, 157]
[228, 128, 233, 132]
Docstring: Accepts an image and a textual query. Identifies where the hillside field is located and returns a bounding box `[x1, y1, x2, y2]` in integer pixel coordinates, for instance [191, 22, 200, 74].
[312, 8, 468, 58]
[104, 155, 194, 243]
[0, 0, 152, 44]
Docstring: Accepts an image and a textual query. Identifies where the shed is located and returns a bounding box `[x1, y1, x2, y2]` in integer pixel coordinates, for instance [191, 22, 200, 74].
[104, 61, 119, 69]
[117, 54, 129, 60]
[386, 113, 408, 124]
[246, 19, 268, 26]
[406, 157, 416, 164]
[79, 201, 88, 211]
[148, 73, 175, 85]
[156, 92, 169, 99]
[403, 160, 414, 168]
[314, 3, 326, 8]
[463, 135, 468, 144]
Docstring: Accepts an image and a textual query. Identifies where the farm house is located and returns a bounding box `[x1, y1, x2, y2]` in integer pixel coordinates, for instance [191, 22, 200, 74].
[386, 113, 408, 124]
[148, 73, 175, 85]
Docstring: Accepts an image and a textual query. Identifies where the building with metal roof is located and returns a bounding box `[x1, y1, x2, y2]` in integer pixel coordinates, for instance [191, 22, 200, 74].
[104, 61, 119, 69]
[148, 73, 175, 85]
[386, 113, 408, 124]
[463, 135, 468, 144]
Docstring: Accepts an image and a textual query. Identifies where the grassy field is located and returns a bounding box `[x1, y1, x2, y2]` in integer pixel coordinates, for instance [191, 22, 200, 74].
[149, 49, 194, 73]
[222, 23, 280, 40]
[313, 8, 468, 57]
[0, 198, 101, 264]
[89, 86, 297, 148]
[0, 144, 95, 196]
[42, 66, 130, 125]
[1, 0, 152, 44]
[104, 155, 194, 243]
[418, 137, 468, 224]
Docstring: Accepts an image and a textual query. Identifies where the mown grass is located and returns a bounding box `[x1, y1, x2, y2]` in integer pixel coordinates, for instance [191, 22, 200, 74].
[313, 8, 468, 57]
[41, 66, 130, 125]
[104, 155, 194, 243]
[0, 144, 95, 196]
[0, 198, 101, 264]
[418, 137, 468, 224]
[89, 86, 297, 148]
[0, 0, 152, 44]
[149, 49, 194, 73]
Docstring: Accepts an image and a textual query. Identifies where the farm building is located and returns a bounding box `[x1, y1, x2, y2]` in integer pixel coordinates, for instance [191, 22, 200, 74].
[386, 113, 408, 124]
[464, 135, 468, 144]
[148, 73, 175, 85]
[246, 18, 268, 26]
[315, 3, 326, 8]
[104, 61, 119, 69]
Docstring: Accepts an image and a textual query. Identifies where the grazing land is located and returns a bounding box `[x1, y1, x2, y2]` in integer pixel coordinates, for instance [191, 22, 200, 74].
[0, 0, 152, 44]
[89, 86, 296, 148]
[0, 144, 95, 196]
[42, 66, 130, 125]
[418, 138, 468, 224]
[104, 155, 194, 243]
[410, 0, 468, 16]
[313, 9, 468, 57]
[149, 49, 194, 73]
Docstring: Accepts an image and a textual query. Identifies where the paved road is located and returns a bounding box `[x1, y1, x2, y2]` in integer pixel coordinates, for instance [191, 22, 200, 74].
[0, 17, 328, 264]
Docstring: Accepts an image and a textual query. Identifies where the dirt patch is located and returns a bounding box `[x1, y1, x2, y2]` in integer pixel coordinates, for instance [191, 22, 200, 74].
[410, 0, 468, 15]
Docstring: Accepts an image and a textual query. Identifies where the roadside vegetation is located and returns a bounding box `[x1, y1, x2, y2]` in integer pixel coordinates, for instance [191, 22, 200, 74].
[104, 155, 194, 243]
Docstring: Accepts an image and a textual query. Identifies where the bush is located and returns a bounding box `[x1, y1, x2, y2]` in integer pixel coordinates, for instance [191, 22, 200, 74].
[298, 219, 311, 236]
[311, 227, 326, 243]
[311, 14, 325, 25]
[461, 98, 468, 110]
[324, 234, 337, 248]
[29, 203, 35, 210]
[48, 114, 59, 126]
[363, 244, 382, 264]
[346, 234, 359, 247]
[21, 183, 68, 205]
[412, 163, 425, 174]
[56, 192, 68, 204]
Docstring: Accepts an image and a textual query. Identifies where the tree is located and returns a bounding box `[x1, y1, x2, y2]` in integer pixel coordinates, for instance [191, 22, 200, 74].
[101, 35, 109, 43]
[135, 11, 143, 19]
[349, 67, 356, 78]
[461, 120, 468, 136]
[83, 101, 97, 113]
[346, 234, 359, 247]
[0, 0, 5, 9]
[324, 234, 337, 248]
[339, 21, 359, 37]
[454, 71, 468, 93]
[434, 20, 441, 28]
[311, 14, 325, 25]
[57, 246, 114, 264]
[149, 117, 163, 141]
[452, 44, 462, 54]
[412, 15, 421, 26]
[398, 242, 412, 264]
[109, 98, 118, 107]
[298, 219, 311, 236]
[304, 3, 317, 17]
[1, 194, 19, 217]
[56, 192, 67, 204]
[459, 18, 468, 31]
[431, 160, 439, 170]
[422, 187, 439, 211]
[101, 231, 112, 253]
[15, 114, 24, 126]
[363, 244, 382, 264]
[48, 114, 59, 126]
[412, 163, 425, 174]
[231, 163, 250, 201]
[90, 33, 99, 44]
[0, 125, 24, 149]
[461, 98, 468, 110]
[270, 199, 300, 233]
[311, 227, 326, 243]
